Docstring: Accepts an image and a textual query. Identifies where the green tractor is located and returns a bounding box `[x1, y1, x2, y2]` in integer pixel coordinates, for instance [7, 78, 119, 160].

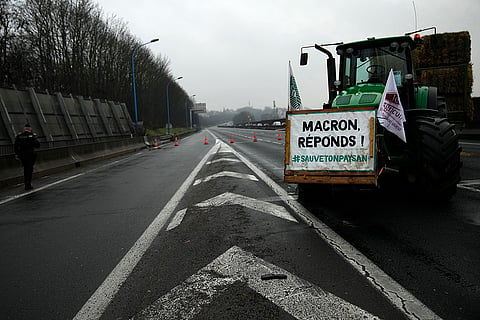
[297, 34, 461, 199]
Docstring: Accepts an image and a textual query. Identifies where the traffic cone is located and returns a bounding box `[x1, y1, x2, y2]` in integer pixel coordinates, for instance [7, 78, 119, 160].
[253, 133, 257, 142]
[204, 136, 209, 145]
[230, 135, 234, 143]
[277, 131, 283, 140]
[153, 138, 159, 149]
[174, 136, 179, 146]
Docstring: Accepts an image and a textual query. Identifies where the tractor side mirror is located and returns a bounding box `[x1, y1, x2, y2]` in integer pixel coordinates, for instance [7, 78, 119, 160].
[300, 52, 308, 66]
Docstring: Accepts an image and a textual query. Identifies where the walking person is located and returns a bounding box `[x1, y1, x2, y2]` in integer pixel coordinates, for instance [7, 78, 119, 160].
[14, 123, 40, 190]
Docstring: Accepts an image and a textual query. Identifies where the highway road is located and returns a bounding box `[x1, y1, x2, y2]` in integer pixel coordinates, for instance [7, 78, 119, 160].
[0, 128, 478, 319]
[210, 126, 480, 320]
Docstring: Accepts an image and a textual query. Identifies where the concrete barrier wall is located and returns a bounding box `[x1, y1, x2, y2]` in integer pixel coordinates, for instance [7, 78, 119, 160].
[0, 86, 135, 152]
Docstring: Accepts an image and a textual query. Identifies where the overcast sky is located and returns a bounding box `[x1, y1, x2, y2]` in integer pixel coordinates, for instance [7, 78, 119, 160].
[97, 0, 479, 111]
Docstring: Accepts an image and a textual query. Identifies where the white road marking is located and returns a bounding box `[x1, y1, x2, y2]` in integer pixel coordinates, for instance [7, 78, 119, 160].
[166, 208, 188, 231]
[460, 141, 480, 146]
[458, 185, 480, 193]
[0, 173, 85, 206]
[134, 246, 379, 320]
[458, 179, 480, 193]
[0, 154, 140, 206]
[206, 158, 241, 165]
[193, 171, 258, 186]
[208, 131, 440, 320]
[458, 179, 480, 185]
[196, 192, 297, 223]
[72, 141, 221, 320]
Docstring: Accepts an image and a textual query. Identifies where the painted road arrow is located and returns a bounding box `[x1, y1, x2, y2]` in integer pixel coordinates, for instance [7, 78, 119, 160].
[196, 192, 297, 223]
[193, 171, 258, 186]
[206, 157, 241, 165]
[133, 246, 379, 319]
[166, 192, 298, 231]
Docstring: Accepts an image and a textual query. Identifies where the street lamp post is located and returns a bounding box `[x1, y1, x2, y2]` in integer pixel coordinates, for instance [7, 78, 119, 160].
[131, 38, 159, 127]
[166, 76, 183, 135]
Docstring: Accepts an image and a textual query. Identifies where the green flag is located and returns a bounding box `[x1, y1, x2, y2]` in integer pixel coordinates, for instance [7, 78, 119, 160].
[289, 61, 303, 110]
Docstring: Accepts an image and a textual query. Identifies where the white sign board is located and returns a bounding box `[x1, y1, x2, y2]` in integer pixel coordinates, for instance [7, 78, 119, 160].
[287, 109, 376, 172]
[191, 102, 207, 113]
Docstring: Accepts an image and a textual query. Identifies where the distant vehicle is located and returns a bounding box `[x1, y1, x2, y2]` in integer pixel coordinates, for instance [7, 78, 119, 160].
[273, 121, 281, 126]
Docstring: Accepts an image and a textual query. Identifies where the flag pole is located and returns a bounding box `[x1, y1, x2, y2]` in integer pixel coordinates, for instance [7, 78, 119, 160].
[288, 61, 292, 110]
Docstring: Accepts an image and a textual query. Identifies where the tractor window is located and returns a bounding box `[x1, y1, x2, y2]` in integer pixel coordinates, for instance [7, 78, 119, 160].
[344, 46, 408, 87]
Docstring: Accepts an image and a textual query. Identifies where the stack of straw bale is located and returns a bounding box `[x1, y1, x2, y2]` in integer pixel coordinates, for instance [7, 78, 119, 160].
[413, 31, 474, 121]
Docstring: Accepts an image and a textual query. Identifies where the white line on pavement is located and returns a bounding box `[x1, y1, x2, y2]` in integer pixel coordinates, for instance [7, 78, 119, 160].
[458, 185, 480, 193]
[166, 208, 188, 231]
[135, 246, 378, 320]
[0, 156, 136, 206]
[196, 192, 297, 223]
[207, 130, 440, 320]
[206, 158, 241, 165]
[72, 140, 221, 320]
[193, 171, 258, 186]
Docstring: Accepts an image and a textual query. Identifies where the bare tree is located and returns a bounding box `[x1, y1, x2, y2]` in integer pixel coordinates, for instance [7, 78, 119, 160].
[2, 0, 188, 130]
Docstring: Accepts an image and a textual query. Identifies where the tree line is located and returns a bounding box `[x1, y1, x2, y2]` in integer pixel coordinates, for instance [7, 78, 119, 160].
[0, 0, 193, 129]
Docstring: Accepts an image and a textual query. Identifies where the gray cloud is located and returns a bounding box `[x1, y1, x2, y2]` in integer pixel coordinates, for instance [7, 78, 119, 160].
[98, 0, 479, 110]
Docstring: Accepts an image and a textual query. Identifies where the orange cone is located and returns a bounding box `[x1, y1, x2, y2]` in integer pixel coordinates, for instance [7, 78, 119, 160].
[204, 136, 209, 145]
[253, 133, 257, 142]
[277, 131, 282, 140]
[153, 138, 159, 149]
[174, 136, 179, 146]
[230, 135, 234, 143]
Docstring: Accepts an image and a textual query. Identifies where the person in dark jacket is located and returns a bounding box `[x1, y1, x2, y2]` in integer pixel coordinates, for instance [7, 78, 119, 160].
[14, 124, 40, 190]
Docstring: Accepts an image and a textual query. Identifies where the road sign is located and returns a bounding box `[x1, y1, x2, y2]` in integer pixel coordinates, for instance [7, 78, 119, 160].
[191, 102, 207, 113]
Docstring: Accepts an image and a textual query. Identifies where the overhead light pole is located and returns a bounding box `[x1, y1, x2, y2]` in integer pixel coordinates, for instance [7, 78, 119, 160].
[131, 38, 159, 127]
[166, 76, 183, 135]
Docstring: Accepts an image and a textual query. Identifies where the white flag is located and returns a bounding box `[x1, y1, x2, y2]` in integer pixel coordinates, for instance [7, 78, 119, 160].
[377, 69, 407, 142]
[288, 61, 303, 110]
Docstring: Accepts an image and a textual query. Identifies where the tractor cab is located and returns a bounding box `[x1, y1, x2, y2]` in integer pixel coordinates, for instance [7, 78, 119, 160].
[332, 36, 417, 110]
[337, 36, 415, 89]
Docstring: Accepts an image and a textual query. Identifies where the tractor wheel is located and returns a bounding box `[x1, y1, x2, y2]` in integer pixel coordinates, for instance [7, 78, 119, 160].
[404, 115, 461, 200]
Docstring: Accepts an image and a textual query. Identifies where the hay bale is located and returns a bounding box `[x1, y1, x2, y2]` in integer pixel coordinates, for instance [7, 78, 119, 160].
[416, 63, 473, 94]
[412, 32, 474, 121]
[413, 31, 471, 68]
[445, 95, 474, 121]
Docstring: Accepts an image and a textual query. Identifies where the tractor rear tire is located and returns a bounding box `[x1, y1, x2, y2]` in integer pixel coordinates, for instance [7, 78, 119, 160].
[405, 115, 461, 200]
